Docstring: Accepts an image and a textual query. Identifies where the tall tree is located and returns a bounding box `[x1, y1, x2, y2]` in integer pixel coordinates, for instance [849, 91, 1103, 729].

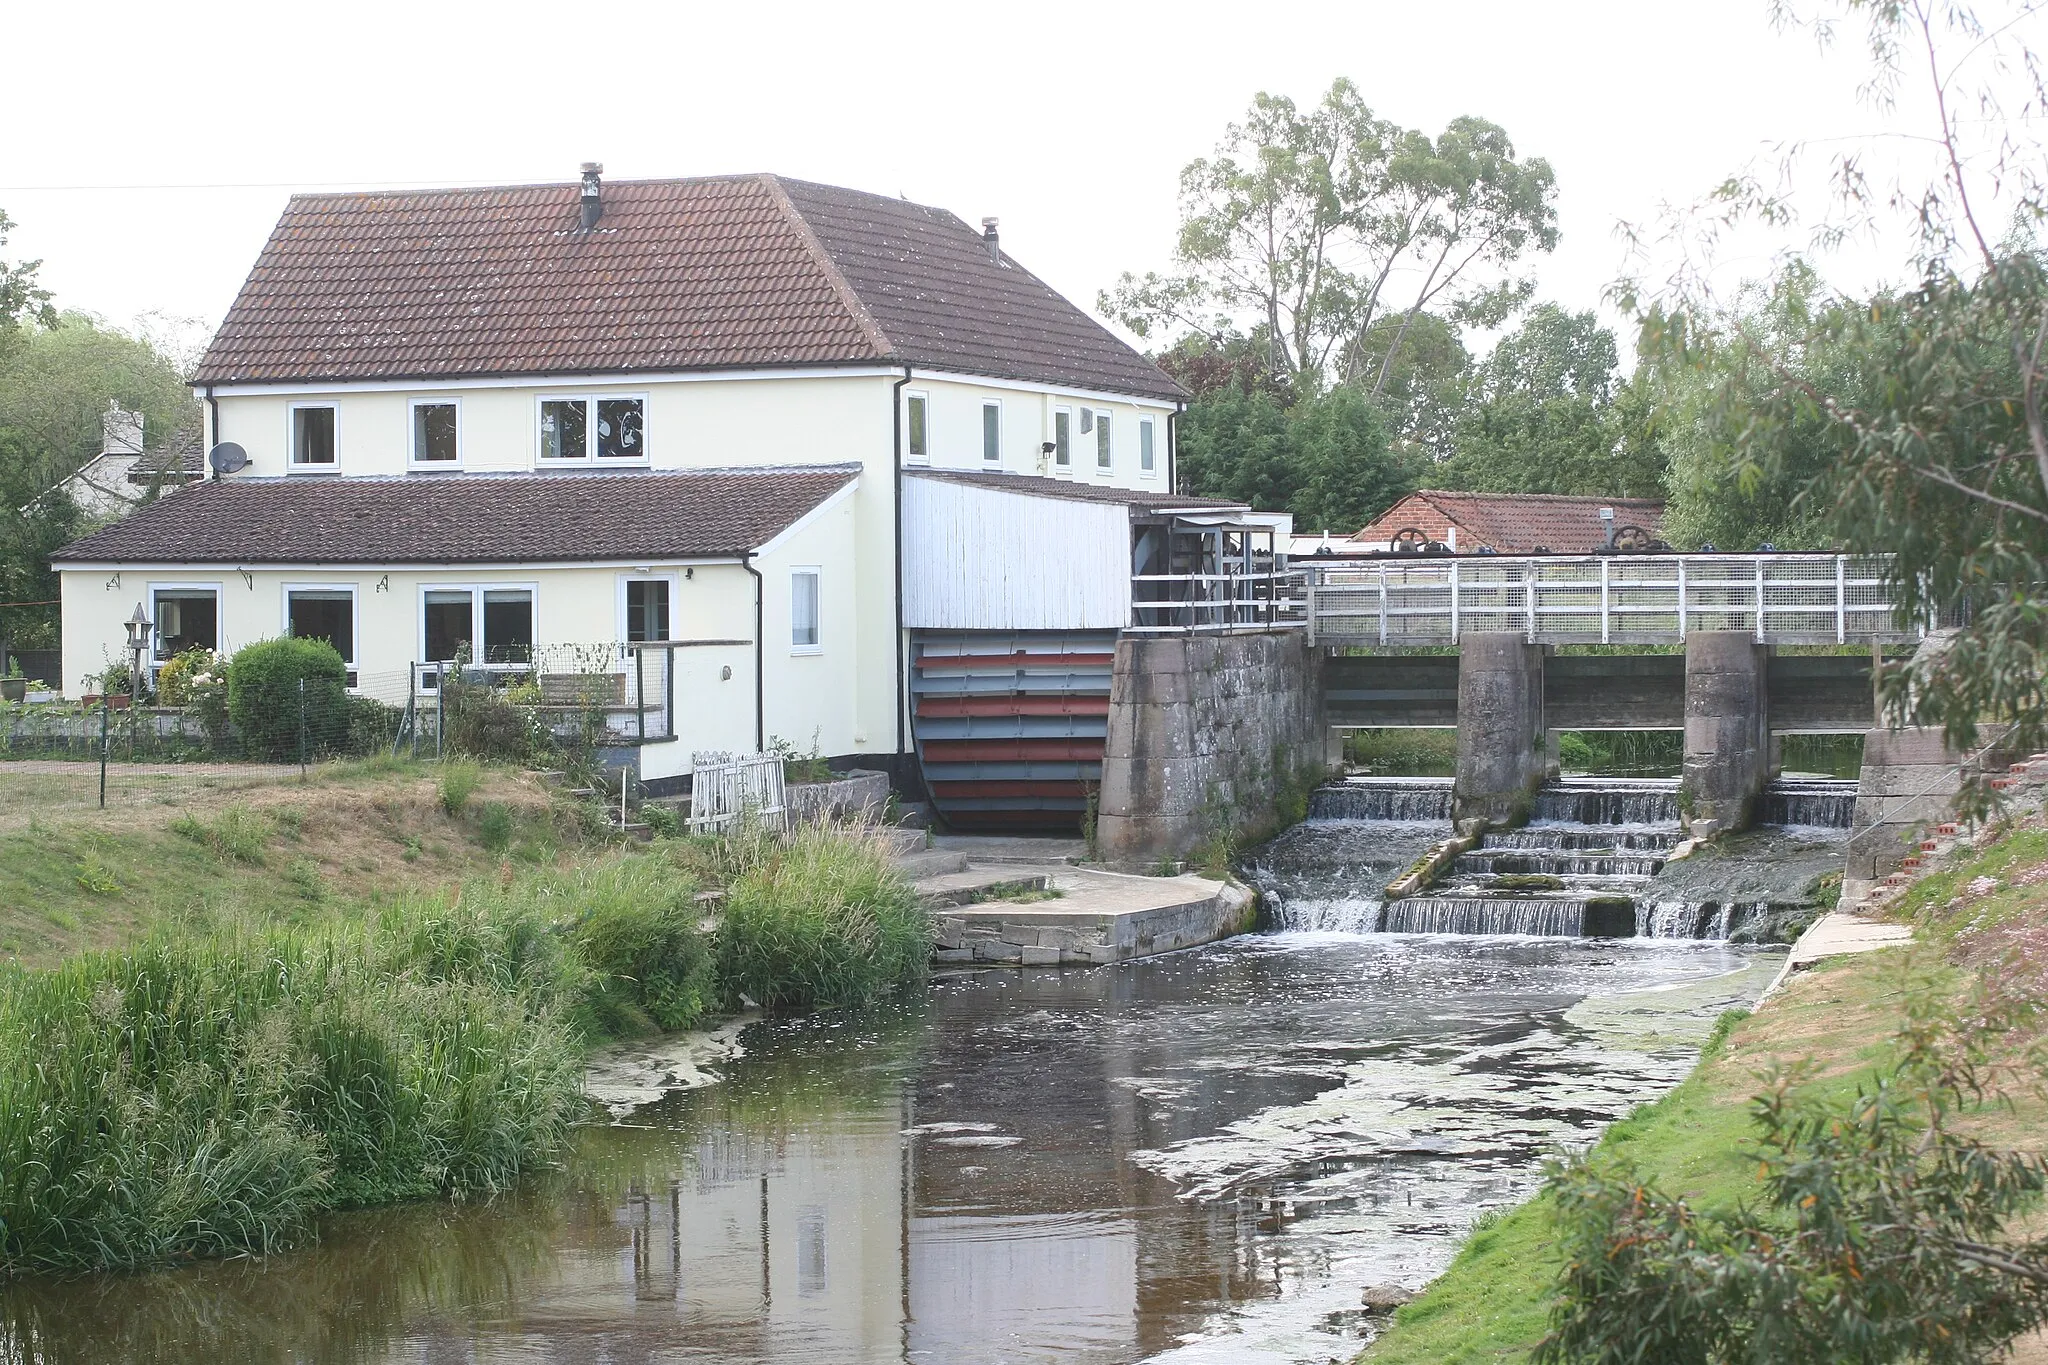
[1629, 0, 2048, 810]
[0, 209, 57, 352]
[1438, 304, 1662, 497]
[1347, 311, 1472, 461]
[1102, 80, 1558, 396]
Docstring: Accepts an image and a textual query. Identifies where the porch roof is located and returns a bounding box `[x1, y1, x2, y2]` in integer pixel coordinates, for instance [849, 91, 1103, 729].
[50, 464, 859, 566]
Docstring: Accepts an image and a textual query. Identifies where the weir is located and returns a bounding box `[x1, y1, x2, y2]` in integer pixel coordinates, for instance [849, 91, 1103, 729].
[1251, 774, 1854, 941]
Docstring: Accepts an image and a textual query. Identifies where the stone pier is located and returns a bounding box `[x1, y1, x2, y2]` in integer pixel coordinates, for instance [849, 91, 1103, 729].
[1095, 630, 1325, 867]
[1679, 632, 1771, 835]
[1450, 634, 1550, 827]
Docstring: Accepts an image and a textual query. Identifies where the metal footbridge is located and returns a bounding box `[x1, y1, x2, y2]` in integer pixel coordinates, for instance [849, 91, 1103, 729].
[1301, 553, 1920, 647]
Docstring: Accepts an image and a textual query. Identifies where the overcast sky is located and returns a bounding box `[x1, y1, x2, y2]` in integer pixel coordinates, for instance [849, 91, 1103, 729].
[4, 0, 2035, 362]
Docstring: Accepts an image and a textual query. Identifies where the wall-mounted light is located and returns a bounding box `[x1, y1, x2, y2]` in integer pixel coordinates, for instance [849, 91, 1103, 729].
[685, 567, 694, 581]
[720, 664, 731, 680]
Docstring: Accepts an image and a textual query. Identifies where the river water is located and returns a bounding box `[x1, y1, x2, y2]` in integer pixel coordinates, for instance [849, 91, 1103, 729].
[2, 931, 1780, 1365]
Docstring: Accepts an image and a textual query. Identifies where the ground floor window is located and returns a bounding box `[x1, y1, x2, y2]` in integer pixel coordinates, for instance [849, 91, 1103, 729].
[286, 586, 357, 687]
[791, 568, 821, 652]
[151, 586, 218, 662]
[422, 585, 536, 677]
[625, 577, 671, 642]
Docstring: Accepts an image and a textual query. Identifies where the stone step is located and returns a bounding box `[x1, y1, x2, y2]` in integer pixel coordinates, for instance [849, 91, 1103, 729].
[915, 868, 1054, 909]
[930, 834, 1087, 866]
[895, 848, 971, 880]
[877, 826, 929, 858]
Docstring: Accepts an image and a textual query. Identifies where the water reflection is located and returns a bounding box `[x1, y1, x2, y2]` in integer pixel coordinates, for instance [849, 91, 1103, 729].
[2, 937, 1778, 1365]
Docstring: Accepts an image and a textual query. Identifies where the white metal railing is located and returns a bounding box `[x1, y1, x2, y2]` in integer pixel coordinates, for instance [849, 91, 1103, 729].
[1302, 554, 1919, 646]
[1129, 570, 1308, 634]
[688, 751, 788, 832]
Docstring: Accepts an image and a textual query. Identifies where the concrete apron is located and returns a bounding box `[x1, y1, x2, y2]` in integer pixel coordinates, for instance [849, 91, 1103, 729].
[928, 864, 1258, 966]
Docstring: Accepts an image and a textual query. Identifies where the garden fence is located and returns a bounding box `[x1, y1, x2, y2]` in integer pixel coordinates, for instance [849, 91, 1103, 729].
[0, 644, 673, 819]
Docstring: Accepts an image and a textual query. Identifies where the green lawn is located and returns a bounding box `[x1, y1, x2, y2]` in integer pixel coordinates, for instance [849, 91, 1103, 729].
[0, 759, 572, 965]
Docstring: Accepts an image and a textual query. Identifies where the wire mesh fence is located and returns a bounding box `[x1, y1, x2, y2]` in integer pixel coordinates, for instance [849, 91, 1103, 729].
[0, 643, 677, 818]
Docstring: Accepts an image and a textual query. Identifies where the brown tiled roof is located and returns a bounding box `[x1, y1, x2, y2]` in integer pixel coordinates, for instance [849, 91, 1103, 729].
[51, 465, 859, 565]
[1353, 491, 1665, 554]
[193, 174, 1185, 401]
[906, 469, 1244, 514]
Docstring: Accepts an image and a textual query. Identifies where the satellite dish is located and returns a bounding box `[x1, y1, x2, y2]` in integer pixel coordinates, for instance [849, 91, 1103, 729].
[207, 442, 249, 476]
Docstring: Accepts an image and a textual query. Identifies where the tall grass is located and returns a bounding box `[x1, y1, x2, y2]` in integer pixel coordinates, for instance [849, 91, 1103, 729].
[0, 903, 583, 1275]
[716, 823, 930, 1011]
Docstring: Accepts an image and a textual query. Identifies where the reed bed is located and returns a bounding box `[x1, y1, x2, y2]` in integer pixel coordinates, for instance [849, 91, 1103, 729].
[715, 823, 930, 1011]
[0, 823, 928, 1276]
[0, 904, 583, 1275]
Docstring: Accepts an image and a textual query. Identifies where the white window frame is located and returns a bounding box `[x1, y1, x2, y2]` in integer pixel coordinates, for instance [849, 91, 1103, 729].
[1093, 408, 1114, 476]
[147, 581, 225, 669]
[1052, 406, 1074, 476]
[981, 398, 1003, 465]
[1138, 416, 1157, 477]
[281, 582, 360, 687]
[534, 393, 651, 466]
[286, 401, 339, 472]
[616, 572, 680, 644]
[416, 581, 541, 671]
[408, 396, 462, 469]
[904, 391, 932, 466]
[789, 566, 823, 655]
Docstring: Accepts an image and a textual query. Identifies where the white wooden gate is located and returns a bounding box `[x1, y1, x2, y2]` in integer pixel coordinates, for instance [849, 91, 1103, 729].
[688, 751, 788, 832]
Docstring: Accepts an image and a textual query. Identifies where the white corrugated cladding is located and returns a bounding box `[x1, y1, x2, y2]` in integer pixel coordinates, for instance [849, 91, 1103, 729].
[901, 476, 1131, 630]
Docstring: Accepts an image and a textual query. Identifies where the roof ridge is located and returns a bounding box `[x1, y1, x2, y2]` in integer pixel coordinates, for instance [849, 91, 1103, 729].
[761, 175, 896, 362]
[1418, 488, 1664, 505]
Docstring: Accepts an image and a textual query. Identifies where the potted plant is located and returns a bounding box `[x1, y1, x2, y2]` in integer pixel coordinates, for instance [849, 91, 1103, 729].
[99, 662, 134, 711]
[1, 660, 25, 705]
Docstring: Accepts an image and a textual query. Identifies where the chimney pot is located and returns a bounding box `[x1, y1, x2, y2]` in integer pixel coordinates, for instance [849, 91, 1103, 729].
[981, 216, 1000, 263]
[102, 401, 144, 457]
[578, 162, 604, 231]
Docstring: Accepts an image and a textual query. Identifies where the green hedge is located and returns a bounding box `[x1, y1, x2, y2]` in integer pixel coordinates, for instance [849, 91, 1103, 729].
[226, 637, 349, 761]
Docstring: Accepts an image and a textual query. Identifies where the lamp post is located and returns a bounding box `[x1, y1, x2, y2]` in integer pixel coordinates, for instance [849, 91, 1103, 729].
[123, 603, 153, 700]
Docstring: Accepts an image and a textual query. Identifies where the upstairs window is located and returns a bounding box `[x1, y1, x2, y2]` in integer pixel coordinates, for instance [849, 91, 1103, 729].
[539, 396, 645, 462]
[1053, 408, 1072, 470]
[1139, 417, 1156, 475]
[982, 401, 1001, 463]
[1095, 409, 1113, 471]
[905, 392, 929, 464]
[290, 404, 336, 468]
[411, 400, 459, 465]
[791, 568, 821, 652]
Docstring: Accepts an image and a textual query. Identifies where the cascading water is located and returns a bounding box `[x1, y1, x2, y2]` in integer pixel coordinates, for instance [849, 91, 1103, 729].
[1253, 774, 1849, 941]
[1756, 778, 1857, 830]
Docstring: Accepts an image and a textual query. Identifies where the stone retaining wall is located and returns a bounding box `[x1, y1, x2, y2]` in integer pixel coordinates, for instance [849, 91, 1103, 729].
[788, 769, 891, 824]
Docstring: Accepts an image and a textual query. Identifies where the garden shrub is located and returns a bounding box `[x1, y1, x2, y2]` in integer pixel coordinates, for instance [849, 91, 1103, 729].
[154, 647, 218, 707]
[717, 824, 931, 1011]
[226, 637, 348, 761]
[444, 681, 544, 763]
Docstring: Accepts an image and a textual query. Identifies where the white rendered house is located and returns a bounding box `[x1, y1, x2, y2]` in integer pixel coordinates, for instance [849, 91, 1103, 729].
[54, 168, 1288, 821]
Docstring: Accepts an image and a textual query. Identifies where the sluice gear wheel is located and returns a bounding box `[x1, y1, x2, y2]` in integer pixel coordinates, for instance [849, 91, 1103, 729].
[1391, 527, 1431, 550]
[1611, 524, 1655, 553]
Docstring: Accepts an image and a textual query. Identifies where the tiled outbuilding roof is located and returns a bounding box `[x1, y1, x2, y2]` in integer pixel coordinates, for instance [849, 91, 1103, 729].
[193, 174, 1186, 401]
[51, 465, 859, 565]
[906, 469, 1245, 514]
[1353, 490, 1665, 554]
